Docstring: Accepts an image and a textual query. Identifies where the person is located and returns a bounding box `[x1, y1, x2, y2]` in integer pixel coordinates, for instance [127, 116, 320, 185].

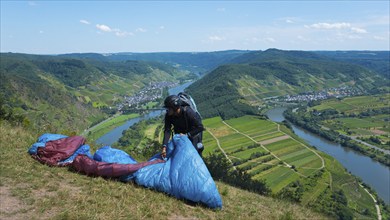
[161, 95, 204, 158]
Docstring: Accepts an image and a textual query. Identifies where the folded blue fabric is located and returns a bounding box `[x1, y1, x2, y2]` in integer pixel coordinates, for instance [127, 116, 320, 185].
[59, 144, 93, 165]
[28, 133, 68, 155]
[134, 134, 223, 209]
[94, 145, 138, 164]
[28, 133, 92, 165]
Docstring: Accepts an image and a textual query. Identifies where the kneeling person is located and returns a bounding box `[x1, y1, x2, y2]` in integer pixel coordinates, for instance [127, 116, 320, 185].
[161, 95, 204, 158]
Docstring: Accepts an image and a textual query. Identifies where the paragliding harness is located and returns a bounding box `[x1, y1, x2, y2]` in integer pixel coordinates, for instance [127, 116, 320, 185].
[178, 92, 204, 155]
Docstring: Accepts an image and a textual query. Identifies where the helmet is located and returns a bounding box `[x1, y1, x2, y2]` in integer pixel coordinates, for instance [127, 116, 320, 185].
[164, 95, 181, 109]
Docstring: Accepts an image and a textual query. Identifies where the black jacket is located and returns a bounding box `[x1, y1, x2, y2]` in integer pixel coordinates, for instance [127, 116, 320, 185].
[163, 106, 204, 146]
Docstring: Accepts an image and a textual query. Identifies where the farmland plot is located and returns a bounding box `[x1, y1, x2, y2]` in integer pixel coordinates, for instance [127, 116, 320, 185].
[204, 116, 324, 193]
[203, 115, 376, 216]
[219, 133, 254, 153]
[202, 130, 218, 155]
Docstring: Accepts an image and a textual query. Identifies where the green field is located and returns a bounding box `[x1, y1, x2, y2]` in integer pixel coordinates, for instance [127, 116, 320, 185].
[203, 116, 323, 191]
[201, 115, 378, 218]
[202, 130, 218, 156]
[310, 94, 389, 150]
[311, 94, 389, 113]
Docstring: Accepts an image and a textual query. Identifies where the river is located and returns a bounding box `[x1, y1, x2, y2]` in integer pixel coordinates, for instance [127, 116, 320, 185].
[95, 85, 389, 204]
[95, 81, 193, 146]
[266, 107, 390, 204]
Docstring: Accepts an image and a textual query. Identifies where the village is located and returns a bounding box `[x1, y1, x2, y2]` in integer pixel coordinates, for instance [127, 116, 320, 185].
[117, 81, 177, 111]
[279, 86, 364, 102]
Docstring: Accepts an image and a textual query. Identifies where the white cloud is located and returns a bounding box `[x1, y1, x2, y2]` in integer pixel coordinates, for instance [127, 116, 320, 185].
[374, 36, 387, 40]
[136, 28, 147, 32]
[209, 35, 224, 41]
[305, 22, 368, 36]
[39, 30, 44, 34]
[286, 19, 294, 24]
[297, 35, 310, 41]
[80, 20, 90, 25]
[96, 24, 112, 32]
[347, 35, 362, 39]
[115, 31, 134, 37]
[305, 22, 351, 29]
[247, 36, 276, 44]
[217, 8, 226, 12]
[351, 27, 367, 34]
[159, 26, 165, 30]
[95, 24, 134, 37]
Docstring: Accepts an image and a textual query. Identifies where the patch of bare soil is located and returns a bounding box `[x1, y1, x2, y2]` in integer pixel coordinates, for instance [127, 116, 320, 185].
[371, 129, 386, 135]
[0, 186, 27, 220]
[260, 135, 290, 145]
[0, 179, 82, 220]
[168, 215, 198, 220]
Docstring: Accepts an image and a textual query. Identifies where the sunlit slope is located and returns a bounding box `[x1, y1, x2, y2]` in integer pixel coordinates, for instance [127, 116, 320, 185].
[188, 49, 387, 119]
[203, 115, 378, 218]
[0, 53, 190, 133]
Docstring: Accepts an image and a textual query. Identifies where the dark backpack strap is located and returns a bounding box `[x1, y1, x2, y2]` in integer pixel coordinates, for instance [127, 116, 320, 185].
[183, 106, 189, 131]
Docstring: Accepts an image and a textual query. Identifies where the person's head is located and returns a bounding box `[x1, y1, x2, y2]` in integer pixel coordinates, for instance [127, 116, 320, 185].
[164, 95, 181, 116]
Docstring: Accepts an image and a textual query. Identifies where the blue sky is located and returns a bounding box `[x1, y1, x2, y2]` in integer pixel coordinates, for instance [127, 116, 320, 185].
[1, 1, 389, 54]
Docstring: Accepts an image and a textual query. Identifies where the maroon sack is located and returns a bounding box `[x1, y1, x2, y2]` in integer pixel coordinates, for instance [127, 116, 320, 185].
[33, 136, 86, 166]
[72, 155, 165, 178]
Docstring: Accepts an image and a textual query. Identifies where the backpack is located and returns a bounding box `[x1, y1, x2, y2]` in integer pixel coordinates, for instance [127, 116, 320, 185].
[178, 92, 201, 118]
[178, 92, 204, 152]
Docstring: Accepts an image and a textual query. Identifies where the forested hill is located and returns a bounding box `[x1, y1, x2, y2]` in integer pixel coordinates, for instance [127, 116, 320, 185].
[0, 53, 190, 134]
[60, 50, 249, 75]
[315, 51, 390, 79]
[187, 49, 388, 119]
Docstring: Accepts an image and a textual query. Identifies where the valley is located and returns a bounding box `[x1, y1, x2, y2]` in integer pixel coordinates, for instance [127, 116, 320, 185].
[119, 111, 384, 219]
[1, 49, 389, 220]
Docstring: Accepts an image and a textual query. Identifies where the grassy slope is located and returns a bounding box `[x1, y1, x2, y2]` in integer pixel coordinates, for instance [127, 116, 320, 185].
[0, 121, 329, 220]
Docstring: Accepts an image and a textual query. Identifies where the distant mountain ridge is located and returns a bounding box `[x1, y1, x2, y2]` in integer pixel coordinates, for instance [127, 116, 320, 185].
[59, 50, 250, 75]
[315, 51, 390, 79]
[187, 49, 388, 119]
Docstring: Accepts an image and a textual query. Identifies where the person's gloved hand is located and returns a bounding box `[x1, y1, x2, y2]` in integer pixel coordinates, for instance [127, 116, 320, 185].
[161, 146, 167, 159]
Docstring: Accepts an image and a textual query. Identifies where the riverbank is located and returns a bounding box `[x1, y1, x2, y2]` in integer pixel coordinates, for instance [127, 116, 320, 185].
[93, 81, 193, 146]
[82, 113, 139, 143]
[283, 108, 389, 167]
[266, 107, 390, 205]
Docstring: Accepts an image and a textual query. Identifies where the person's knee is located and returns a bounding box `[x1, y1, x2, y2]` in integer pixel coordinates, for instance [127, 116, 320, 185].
[196, 143, 204, 156]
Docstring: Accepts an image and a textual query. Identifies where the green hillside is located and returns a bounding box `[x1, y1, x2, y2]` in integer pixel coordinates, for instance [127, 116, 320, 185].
[315, 51, 390, 79]
[187, 49, 388, 119]
[0, 53, 191, 134]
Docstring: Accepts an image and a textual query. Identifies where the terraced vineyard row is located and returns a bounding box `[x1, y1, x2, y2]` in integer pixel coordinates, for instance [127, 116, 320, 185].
[202, 115, 379, 218]
[203, 115, 324, 195]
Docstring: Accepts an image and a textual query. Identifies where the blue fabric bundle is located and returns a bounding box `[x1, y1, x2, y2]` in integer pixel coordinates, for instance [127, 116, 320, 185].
[58, 144, 93, 165]
[94, 146, 138, 164]
[28, 133, 92, 164]
[134, 134, 223, 209]
[28, 133, 68, 155]
[28, 133, 223, 209]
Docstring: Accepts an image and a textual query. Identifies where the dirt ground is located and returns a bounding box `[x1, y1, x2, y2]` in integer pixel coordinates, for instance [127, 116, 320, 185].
[260, 135, 290, 145]
[0, 186, 28, 220]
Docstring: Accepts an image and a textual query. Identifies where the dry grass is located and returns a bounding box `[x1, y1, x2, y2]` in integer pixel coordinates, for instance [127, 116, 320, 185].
[0, 121, 330, 220]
